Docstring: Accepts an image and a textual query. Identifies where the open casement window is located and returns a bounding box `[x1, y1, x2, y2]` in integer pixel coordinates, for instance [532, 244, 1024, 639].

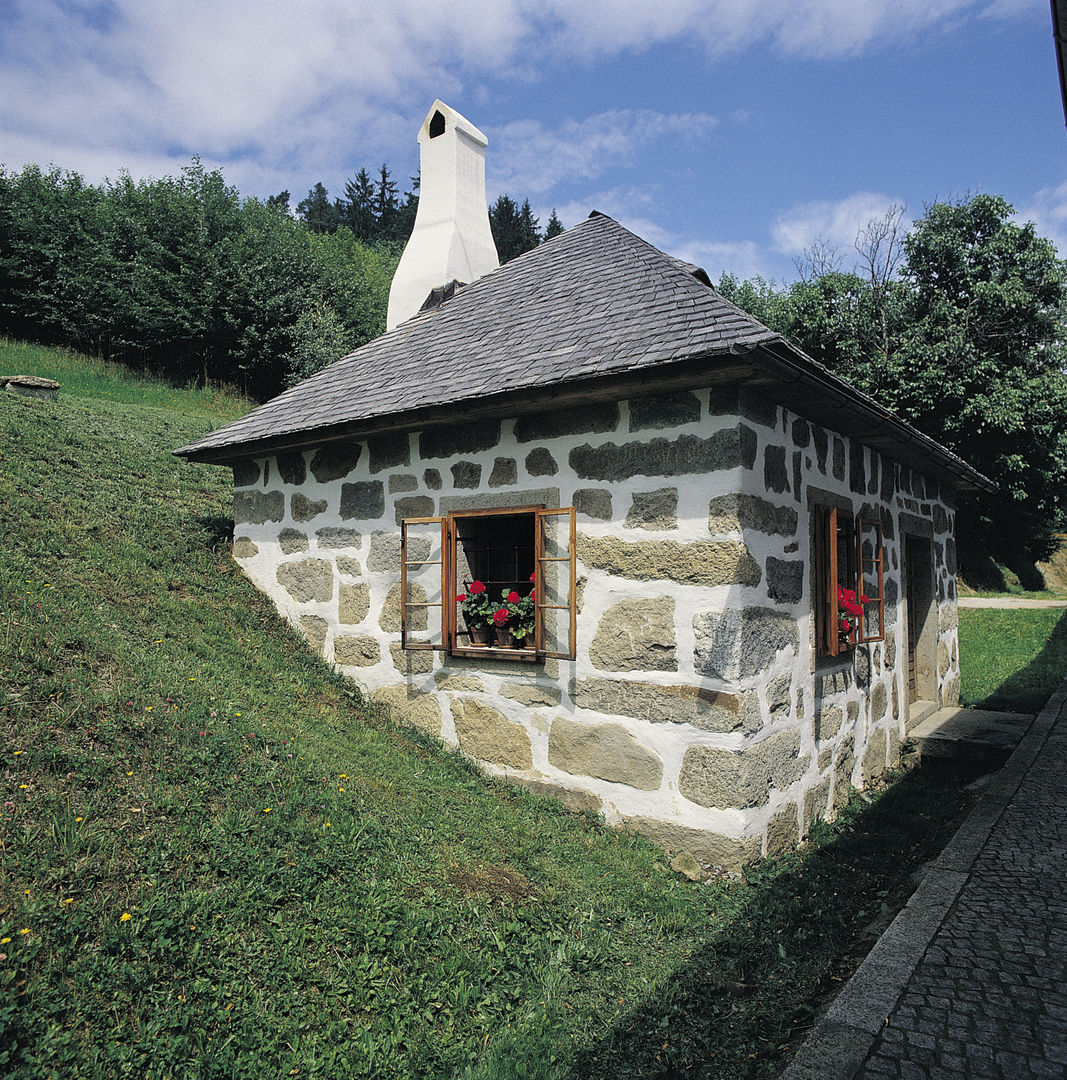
[400, 506, 577, 661]
[814, 506, 885, 658]
[400, 517, 447, 651]
[856, 518, 885, 645]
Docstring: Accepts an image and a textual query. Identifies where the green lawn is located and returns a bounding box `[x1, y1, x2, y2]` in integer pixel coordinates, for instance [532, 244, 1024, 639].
[0, 344, 986, 1078]
[0, 337, 252, 419]
[958, 607, 1067, 714]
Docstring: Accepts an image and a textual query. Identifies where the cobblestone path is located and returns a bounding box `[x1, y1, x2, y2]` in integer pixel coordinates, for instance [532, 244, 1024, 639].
[860, 687, 1067, 1079]
[782, 678, 1067, 1080]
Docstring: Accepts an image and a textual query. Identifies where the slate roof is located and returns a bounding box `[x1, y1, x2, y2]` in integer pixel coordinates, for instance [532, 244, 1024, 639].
[175, 212, 993, 491]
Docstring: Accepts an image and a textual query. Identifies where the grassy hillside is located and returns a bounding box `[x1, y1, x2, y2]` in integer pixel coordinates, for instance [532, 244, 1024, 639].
[0, 343, 984, 1079]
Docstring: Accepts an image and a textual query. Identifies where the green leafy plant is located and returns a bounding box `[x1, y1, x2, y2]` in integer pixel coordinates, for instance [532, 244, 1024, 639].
[456, 579, 493, 630]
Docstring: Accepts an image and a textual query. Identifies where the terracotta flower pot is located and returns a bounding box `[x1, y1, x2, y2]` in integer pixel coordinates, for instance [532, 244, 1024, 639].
[493, 627, 515, 649]
[468, 626, 491, 646]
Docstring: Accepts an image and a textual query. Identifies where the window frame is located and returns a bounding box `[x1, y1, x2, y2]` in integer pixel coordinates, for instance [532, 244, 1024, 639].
[400, 504, 577, 661]
[814, 505, 885, 658]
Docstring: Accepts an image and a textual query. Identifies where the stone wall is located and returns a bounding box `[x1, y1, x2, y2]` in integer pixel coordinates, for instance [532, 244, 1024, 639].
[229, 385, 959, 869]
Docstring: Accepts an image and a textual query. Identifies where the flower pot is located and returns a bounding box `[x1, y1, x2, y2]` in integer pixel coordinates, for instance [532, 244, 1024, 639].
[468, 626, 491, 646]
[493, 627, 515, 649]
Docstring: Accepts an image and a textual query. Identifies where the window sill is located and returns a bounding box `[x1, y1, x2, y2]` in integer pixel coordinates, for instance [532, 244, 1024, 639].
[451, 644, 541, 662]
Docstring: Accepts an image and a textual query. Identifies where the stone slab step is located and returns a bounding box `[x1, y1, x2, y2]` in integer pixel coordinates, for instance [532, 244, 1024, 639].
[908, 706, 1034, 767]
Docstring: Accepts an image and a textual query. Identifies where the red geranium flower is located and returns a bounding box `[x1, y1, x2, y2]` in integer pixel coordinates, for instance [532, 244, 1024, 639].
[530, 572, 536, 582]
[507, 591, 520, 604]
[468, 580, 486, 595]
[455, 593, 467, 603]
[839, 617, 851, 633]
[492, 607, 509, 626]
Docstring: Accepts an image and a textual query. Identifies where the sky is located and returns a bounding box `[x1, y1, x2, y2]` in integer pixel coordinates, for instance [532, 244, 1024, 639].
[1, 0, 1064, 284]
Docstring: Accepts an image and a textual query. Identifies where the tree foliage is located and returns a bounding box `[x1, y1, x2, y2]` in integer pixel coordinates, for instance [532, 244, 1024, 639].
[0, 162, 395, 399]
[718, 194, 1067, 570]
[490, 194, 561, 262]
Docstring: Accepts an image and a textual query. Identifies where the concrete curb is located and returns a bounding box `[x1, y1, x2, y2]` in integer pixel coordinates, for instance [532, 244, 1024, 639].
[779, 677, 1067, 1080]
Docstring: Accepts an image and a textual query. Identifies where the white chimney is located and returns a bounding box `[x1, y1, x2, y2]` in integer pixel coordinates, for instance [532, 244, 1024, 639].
[386, 101, 500, 331]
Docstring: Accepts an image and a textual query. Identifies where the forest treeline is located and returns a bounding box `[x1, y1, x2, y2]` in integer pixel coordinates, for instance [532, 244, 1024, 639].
[0, 160, 562, 400]
[1, 159, 1064, 570]
[285, 164, 563, 261]
[716, 194, 1067, 574]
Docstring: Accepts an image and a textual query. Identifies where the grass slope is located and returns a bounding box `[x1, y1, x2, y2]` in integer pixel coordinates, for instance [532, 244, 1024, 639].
[1, 345, 983, 1079]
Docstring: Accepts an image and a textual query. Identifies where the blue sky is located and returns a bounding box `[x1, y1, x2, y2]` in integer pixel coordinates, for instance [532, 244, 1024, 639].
[1, 0, 1063, 283]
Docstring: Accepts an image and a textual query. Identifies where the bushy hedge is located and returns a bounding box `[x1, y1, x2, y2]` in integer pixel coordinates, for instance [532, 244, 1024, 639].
[0, 161, 396, 400]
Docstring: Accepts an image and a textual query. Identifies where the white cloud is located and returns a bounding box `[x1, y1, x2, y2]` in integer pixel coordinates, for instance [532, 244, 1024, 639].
[532, 0, 987, 60]
[772, 191, 911, 262]
[1017, 182, 1067, 257]
[487, 110, 717, 196]
[549, 189, 769, 280]
[0, 0, 1037, 197]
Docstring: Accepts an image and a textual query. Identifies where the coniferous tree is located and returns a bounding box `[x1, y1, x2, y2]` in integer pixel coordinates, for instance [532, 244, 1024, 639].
[296, 182, 341, 233]
[374, 164, 400, 243]
[341, 169, 376, 242]
[544, 209, 564, 240]
[489, 194, 524, 263]
[266, 190, 290, 212]
[395, 173, 420, 247]
[518, 199, 541, 252]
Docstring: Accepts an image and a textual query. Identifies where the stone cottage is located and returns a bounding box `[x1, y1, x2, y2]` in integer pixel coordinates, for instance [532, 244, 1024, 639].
[176, 102, 992, 868]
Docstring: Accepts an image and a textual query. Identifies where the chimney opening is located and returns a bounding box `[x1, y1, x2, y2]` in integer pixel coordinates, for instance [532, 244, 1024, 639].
[428, 110, 446, 138]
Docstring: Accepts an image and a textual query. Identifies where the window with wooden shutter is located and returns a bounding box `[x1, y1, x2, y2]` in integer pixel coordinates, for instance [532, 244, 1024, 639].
[399, 505, 577, 661]
[814, 505, 885, 658]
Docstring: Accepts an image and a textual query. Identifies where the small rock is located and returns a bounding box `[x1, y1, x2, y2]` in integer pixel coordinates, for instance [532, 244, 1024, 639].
[669, 851, 703, 881]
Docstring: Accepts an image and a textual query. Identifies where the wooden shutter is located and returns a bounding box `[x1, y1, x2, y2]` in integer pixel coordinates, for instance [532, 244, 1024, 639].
[400, 516, 447, 651]
[534, 507, 576, 660]
[856, 518, 885, 644]
[814, 505, 837, 657]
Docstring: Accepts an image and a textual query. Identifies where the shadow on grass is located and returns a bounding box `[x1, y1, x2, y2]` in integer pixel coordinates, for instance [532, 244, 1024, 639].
[971, 609, 1067, 714]
[196, 513, 235, 554]
[564, 758, 982, 1080]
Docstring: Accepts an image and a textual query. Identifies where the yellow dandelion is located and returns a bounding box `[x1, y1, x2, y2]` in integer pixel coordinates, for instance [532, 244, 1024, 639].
[19, 784, 27, 790]
[63, 898, 74, 905]
[235, 712, 242, 717]
[339, 774, 349, 781]
[324, 822, 331, 828]
[263, 807, 272, 813]
[19, 928, 30, 935]
[120, 913, 132, 922]
[75, 817, 82, 822]
[338, 787, 344, 793]
[0, 937, 9, 944]
[13, 750, 22, 756]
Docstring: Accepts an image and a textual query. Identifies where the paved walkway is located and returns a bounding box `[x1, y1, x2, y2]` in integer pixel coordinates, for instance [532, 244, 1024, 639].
[781, 674, 1067, 1080]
